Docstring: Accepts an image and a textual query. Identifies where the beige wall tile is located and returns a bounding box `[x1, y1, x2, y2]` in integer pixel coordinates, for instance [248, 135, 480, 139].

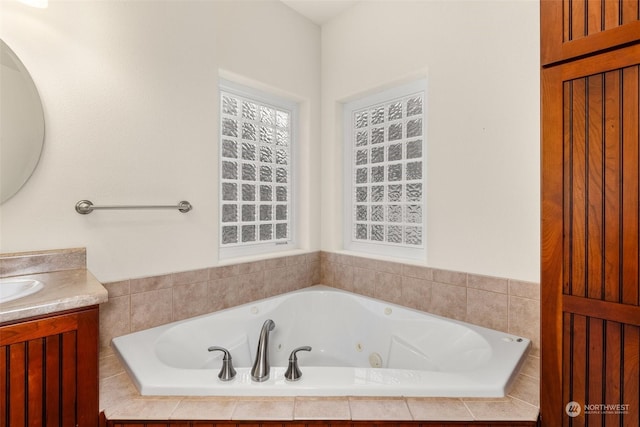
[293, 263, 313, 290]
[208, 272, 267, 310]
[208, 278, 236, 311]
[306, 252, 321, 264]
[173, 281, 211, 321]
[466, 288, 508, 331]
[238, 260, 265, 274]
[286, 254, 308, 266]
[429, 283, 467, 320]
[99, 295, 130, 350]
[509, 279, 540, 300]
[264, 266, 295, 296]
[320, 261, 335, 285]
[432, 269, 467, 286]
[375, 272, 402, 304]
[401, 276, 431, 311]
[334, 263, 354, 291]
[352, 267, 376, 297]
[309, 261, 321, 284]
[334, 253, 357, 266]
[234, 272, 266, 305]
[173, 268, 209, 286]
[264, 257, 287, 270]
[352, 256, 403, 275]
[210, 264, 239, 279]
[402, 264, 433, 281]
[103, 280, 130, 298]
[520, 355, 540, 379]
[320, 251, 341, 265]
[130, 288, 172, 332]
[509, 296, 540, 356]
[467, 273, 508, 294]
[130, 274, 172, 294]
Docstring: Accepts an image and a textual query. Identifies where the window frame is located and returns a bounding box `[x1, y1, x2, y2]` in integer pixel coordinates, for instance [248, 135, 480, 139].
[342, 79, 427, 261]
[218, 78, 298, 260]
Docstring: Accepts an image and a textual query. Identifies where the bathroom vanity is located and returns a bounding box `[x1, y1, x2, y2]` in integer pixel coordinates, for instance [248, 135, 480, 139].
[0, 249, 107, 427]
[1, 306, 100, 427]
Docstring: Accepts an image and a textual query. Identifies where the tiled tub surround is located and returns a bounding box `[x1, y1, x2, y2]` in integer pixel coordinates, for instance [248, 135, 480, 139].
[320, 252, 540, 358]
[111, 285, 531, 397]
[100, 251, 539, 357]
[100, 252, 321, 351]
[100, 250, 539, 422]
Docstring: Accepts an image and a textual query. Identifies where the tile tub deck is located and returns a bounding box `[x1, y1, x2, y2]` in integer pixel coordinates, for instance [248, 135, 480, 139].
[99, 350, 540, 423]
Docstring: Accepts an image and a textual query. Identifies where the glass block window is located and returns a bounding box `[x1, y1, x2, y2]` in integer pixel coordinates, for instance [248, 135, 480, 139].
[344, 79, 426, 260]
[219, 81, 295, 258]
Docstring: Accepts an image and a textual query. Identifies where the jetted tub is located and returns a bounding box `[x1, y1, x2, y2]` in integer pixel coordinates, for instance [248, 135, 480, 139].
[112, 285, 530, 397]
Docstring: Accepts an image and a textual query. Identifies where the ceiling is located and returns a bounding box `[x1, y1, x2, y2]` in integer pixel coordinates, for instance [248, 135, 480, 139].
[280, 0, 359, 25]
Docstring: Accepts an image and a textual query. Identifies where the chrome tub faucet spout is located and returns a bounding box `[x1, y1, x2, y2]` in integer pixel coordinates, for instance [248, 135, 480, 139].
[251, 319, 275, 382]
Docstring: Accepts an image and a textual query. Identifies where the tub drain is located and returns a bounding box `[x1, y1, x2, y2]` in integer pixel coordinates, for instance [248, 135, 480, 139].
[369, 352, 383, 368]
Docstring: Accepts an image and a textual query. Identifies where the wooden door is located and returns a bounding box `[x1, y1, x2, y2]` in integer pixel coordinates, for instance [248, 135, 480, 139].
[541, 2, 640, 424]
[542, 43, 640, 426]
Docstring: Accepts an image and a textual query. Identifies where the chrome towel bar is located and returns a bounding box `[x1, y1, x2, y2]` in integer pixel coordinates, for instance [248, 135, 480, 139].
[75, 200, 192, 215]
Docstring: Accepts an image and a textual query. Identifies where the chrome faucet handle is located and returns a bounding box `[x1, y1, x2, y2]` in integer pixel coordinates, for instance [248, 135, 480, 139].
[284, 346, 312, 381]
[207, 346, 237, 381]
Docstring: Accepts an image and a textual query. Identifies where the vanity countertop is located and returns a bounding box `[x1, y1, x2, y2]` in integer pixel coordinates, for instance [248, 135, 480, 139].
[0, 268, 107, 324]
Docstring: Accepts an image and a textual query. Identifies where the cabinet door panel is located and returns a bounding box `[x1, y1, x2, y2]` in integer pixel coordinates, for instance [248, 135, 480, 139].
[27, 339, 44, 427]
[45, 335, 61, 427]
[61, 331, 78, 427]
[0, 349, 6, 427]
[0, 307, 99, 427]
[9, 342, 27, 427]
[542, 43, 640, 426]
[541, 0, 640, 65]
[562, 65, 640, 306]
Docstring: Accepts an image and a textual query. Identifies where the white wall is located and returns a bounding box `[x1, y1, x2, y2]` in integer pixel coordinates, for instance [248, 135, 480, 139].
[1, 0, 540, 284]
[321, 1, 540, 282]
[0, 0, 321, 282]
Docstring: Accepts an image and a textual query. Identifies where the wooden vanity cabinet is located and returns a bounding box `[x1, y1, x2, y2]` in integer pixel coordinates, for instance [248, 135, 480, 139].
[0, 305, 99, 427]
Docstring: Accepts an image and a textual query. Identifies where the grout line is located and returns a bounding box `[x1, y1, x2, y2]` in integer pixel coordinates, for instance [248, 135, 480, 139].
[507, 394, 540, 409]
[461, 400, 477, 421]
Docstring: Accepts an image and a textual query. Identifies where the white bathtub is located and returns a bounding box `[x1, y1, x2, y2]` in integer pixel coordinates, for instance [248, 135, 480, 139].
[112, 285, 530, 397]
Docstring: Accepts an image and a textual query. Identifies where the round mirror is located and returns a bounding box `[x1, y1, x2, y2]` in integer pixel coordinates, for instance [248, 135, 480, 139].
[0, 39, 45, 204]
